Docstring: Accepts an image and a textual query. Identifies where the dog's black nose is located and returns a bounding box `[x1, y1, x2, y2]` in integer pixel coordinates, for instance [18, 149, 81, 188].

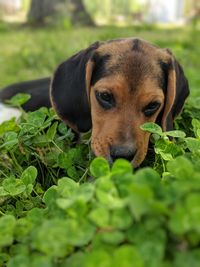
[110, 146, 136, 162]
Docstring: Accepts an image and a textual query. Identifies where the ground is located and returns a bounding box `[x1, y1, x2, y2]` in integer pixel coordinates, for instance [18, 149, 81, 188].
[0, 23, 200, 107]
[0, 23, 200, 267]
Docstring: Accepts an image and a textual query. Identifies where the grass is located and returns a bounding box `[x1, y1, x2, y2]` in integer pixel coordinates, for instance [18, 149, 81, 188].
[0, 23, 200, 104]
[0, 23, 200, 266]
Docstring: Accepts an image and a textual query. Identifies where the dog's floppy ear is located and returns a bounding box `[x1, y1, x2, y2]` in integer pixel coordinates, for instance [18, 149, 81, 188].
[161, 52, 189, 131]
[50, 42, 99, 133]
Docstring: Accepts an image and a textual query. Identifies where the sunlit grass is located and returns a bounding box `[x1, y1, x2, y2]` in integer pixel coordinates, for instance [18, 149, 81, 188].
[0, 23, 199, 105]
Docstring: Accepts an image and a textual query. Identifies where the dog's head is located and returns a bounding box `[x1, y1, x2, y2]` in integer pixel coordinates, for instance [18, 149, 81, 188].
[50, 38, 189, 167]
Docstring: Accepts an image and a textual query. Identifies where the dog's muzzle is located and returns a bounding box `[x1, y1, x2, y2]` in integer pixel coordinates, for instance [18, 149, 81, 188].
[110, 145, 137, 162]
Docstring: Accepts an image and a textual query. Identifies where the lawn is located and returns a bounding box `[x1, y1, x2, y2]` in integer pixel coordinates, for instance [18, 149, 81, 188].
[0, 23, 200, 267]
[0, 23, 200, 103]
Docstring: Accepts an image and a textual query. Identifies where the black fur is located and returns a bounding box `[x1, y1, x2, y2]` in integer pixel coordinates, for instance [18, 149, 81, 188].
[91, 53, 111, 86]
[132, 38, 142, 51]
[0, 39, 189, 136]
[158, 60, 169, 93]
[159, 58, 189, 130]
[172, 60, 189, 118]
[0, 77, 51, 111]
[51, 42, 100, 133]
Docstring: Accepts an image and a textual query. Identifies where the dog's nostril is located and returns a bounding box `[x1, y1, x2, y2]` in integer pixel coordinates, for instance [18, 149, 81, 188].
[110, 146, 136, 162]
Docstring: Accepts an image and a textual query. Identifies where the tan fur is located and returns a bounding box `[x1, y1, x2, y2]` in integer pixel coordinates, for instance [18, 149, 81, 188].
[161, 67, 176, 131]
[86, 39, 174, 167]
[90, 74, 164, 167]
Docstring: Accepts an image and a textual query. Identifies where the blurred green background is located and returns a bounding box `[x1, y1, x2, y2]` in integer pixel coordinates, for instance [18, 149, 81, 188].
[0, 0, 199, 107]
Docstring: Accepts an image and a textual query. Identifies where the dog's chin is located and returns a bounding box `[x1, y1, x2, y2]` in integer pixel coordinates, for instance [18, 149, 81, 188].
[93, 149, 146, 169]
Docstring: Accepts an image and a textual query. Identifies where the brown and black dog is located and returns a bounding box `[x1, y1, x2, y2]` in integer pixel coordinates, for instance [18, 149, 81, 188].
[0, 38, 189, 167]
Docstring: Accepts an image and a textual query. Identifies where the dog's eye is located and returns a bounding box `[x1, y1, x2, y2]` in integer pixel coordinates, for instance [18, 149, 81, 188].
[95, 91, 115, 109]
[143, 101, 161, 117]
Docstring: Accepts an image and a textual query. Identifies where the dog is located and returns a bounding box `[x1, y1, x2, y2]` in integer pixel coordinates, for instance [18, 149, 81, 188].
[0, 38, 189, 167]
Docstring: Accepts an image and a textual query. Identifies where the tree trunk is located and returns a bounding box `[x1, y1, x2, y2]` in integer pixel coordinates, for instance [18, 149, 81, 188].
[27, 0, 57, 25]
[69, 0, 94, 26]
[27, 0, 94, 27]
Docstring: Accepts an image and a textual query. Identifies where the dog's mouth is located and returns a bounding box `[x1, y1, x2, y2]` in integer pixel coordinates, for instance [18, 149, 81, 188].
[91, 140, 149, 168]
[108, 148, 154, 168]
[105, 148, 138, 167]
[111, 150, 137, 162]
